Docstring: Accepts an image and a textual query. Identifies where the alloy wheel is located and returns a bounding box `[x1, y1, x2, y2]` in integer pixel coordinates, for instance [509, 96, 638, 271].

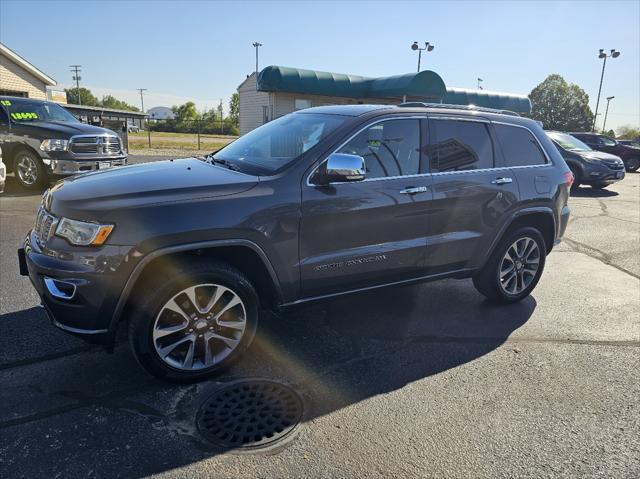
[152, 283, 247, 371]
[16, 155, 38, 185]
[499, 237, 540, 295]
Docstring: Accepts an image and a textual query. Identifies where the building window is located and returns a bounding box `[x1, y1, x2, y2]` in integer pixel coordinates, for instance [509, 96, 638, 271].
[262, 105, 269, 124]
[294, 98, 312, 110]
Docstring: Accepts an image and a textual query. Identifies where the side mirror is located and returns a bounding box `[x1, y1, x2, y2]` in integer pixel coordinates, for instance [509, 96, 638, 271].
[315, 153, 365, 184]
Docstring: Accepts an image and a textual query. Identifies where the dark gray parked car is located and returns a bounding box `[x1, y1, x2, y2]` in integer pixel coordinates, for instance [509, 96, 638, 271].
[546, 131, 625, 189]
[18, 103, 572, 382]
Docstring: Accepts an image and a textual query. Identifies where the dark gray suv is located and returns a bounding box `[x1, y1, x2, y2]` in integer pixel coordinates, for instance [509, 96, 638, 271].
[18, 103, 572, 382]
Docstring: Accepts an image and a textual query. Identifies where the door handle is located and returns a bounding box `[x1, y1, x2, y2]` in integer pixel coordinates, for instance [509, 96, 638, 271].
[400, 186, 429, 195]
[491, 177, 513, 185]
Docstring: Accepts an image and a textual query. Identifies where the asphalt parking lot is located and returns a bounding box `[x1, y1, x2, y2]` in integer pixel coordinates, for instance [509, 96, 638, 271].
[0, 160, 638, 478]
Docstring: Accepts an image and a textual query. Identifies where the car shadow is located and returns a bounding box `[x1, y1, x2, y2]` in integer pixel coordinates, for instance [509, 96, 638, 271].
[0, 175, 48, 198]
[0, 277, 535, 477]
[570, 186, 619, 198]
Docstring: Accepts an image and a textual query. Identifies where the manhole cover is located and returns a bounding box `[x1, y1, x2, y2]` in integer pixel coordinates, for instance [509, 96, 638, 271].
[197, 379, 304, 450]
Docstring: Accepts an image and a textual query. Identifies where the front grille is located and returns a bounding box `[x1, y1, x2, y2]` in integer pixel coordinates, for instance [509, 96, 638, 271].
[69, 136, 121, 155]
[34, 207, 58, 247]
[604, 161, 625, 170]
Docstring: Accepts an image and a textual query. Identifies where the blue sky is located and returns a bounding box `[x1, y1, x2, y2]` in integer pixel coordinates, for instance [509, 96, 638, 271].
[1, 0, 638, 130]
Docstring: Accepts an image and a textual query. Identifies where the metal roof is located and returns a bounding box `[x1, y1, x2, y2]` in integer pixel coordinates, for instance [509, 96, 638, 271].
[63, 103, 147, 118]
[257, 66, 446, 100]
[443, 87, 530, 113]
[255, 65, 530, 113]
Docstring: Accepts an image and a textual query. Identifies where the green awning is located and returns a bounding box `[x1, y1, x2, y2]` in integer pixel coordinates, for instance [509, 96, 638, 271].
[443, 87, 531, 113]
[256, 65, 530, 113]
[257, 66, 446, 100]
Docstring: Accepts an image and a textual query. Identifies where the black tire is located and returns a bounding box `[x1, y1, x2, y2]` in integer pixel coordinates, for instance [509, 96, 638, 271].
[473, 226, 547, 304]
[13, 148, 47, 190]
[625, 157, 640, 173]
[128, 259, 259, 383]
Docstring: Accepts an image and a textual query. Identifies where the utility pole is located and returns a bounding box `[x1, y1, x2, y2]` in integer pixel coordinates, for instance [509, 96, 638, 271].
[69, 65, 82, 105]
[137, 88, 147, 113]
[477, 78, 483, 90]
[218, 99, 224, 135]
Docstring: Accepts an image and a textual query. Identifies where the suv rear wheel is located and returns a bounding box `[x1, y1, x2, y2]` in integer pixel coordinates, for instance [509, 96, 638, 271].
[473, 226, 547, 303]
[625, 156, 640, 173]
[14, 149, 46, 190]
[128, 260, 259, 382]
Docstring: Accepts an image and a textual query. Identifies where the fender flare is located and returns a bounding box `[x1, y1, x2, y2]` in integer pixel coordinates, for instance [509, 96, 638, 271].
[108, 239, 282, 333]
[480, 206, 556, 270]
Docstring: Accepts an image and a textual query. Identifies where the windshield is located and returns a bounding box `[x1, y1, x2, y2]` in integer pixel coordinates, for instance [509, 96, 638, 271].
[547, 132, 592, 152]
[213, 113, 347, 175]
[2, 98, 79, 123]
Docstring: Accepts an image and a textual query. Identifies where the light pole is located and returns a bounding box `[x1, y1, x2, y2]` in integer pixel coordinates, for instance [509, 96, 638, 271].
[602, 96, 615, 134]
[477, 78, 483, 90]
[592, 49, 620, 132]
[252, 42, 262, 76]
[411, 41, 434, 72]
[69, 65, 82, 105]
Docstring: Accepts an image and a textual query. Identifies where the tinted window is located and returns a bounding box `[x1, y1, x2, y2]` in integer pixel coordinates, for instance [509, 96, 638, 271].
[429, 119, 493, 172]
[600, 136, 617, 146]
[215, 113, 346, 174]
[338, 119, 420, 179]
[495, 124, 547, 166]
[0, 106, 7, 125]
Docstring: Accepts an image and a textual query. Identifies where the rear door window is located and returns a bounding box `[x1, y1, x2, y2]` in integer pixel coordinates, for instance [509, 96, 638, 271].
[428, 119, 494, 172]
[494, 124, 547, 166]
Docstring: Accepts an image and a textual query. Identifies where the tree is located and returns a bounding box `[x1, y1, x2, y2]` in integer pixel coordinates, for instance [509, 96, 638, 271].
[528, 74, 593, 132]
[101, 95, 139, 112]
[604, 129, 616, 138]
[616, 125, 640, 140]
[65, 87, 99, 106]
[229, 93, 239, 127]
[171, 101, 199, 122]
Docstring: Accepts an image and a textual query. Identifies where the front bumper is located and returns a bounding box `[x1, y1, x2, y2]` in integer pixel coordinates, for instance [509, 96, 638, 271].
[43, 156, 128, 176]
[19, 231, 134, 345]
[581, 162, 625, 184]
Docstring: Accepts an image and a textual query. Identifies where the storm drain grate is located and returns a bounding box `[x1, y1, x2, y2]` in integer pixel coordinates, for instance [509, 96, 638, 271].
[196, 379, 304, 450]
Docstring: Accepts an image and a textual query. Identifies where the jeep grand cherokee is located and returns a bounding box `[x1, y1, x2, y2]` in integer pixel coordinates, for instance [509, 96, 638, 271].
[18, 103, 572, 382]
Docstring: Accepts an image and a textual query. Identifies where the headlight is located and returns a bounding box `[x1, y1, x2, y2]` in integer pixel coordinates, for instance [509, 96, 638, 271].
[40, 139, 69, 152]
[55, 218, 114, 246]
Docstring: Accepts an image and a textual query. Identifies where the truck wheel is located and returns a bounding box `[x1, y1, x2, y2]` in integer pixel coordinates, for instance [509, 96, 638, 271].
[14, 149, 47, 190]
[473, 226, 547, 304]
[128, 260, 259, 383]
[625, 157, 640, 172]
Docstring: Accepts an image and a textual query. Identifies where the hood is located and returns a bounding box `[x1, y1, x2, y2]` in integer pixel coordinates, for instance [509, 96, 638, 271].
[20, 120, 117, 138]
[48, 158, 259, 218]
[576, 150, 623, 162]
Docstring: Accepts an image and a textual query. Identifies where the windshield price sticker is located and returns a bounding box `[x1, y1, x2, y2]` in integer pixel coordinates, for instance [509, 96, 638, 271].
[0, 100, 12, 106]
[10, 112, 39, 120]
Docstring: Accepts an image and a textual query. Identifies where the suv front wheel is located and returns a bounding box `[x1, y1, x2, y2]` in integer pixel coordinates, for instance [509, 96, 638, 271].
[128, 260, 259, 382]
[473, 226, 547, 303]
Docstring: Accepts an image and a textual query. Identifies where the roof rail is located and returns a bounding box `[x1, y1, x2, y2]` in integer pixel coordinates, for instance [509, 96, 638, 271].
[397, 102, 521, 117]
